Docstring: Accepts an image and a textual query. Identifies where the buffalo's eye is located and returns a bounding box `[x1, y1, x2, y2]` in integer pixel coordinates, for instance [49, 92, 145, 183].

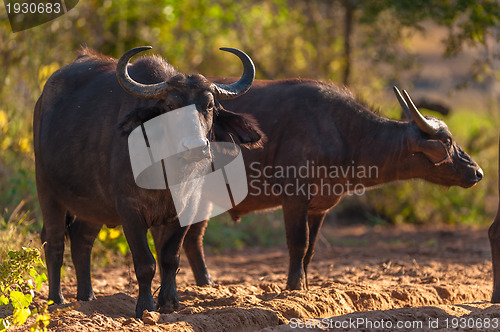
[201, 102, 214, 115]
[206, 102, 214, 112]
[166, 104, 175, 111]
[444, 137, 452, 149]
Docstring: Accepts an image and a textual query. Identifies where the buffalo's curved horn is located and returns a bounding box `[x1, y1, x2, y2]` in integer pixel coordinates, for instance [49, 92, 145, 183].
[402, 89, 438, 136]
[116, 46, 169, 99]
[393, 86, 412, 119]
[211, 48, 255, 100]
[393, 86, 438, 136]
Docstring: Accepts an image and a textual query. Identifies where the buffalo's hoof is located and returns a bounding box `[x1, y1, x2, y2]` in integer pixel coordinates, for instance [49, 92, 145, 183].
[135, 298, 155, 318]
[196, 276, 214, 287]
[286, 277, 308, 291]
[492, 289, 500, 303]
[158, 302, 179, 314]
[48, 294, 66, 305]
[286, 284, 307, 291]
[158, 299, 179, 314]
[76, 291, 96, 302]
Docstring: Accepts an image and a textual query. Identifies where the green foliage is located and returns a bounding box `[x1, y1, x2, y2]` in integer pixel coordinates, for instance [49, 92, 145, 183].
[360, 0, 500, 95]
[204, 211, 285, 251]
[0, 247, 50, 331]
[97, 226, 130, 257]
[94, 226, 157, 265]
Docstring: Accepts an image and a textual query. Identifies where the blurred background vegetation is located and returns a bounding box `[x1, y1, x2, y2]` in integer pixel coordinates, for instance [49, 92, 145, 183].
[0, 0, 499, 264]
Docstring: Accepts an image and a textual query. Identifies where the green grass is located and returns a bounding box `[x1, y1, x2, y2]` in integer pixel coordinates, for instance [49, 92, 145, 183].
[0, 202, 40, 261]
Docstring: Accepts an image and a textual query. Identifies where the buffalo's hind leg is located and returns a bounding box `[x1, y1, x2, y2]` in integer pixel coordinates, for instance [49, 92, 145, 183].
[39, 194, 67, 304]
[303, 212, 327, 288]
[153, 219, 212, 287]
[120, 212, 156, 318]
[157, 220, 190, 313]
[68, 217, 102, 301]
[183, 219, 213, 286]
[283, 194, 310, 290]
[489, 213, 500, 302]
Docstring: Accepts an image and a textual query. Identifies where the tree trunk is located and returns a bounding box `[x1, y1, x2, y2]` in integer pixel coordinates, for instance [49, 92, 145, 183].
[342, 2, 354, 86]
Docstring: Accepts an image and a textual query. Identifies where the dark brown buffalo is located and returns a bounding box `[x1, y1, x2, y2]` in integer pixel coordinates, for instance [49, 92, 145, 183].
[489, 140, 500, 303]
[175, 79, 483, 290]
[34, 46, 264, 317]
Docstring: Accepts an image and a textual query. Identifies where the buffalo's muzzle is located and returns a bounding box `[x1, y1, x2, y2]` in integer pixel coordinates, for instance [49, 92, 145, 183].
[475, 168, 484, 182]
[463, 167, 483, 188]
[180, 140, 211, 161]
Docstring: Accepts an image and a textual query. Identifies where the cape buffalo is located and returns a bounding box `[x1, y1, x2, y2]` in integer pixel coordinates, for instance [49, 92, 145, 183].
[175, 80, 483, 290]
[34, 46, 264, 317]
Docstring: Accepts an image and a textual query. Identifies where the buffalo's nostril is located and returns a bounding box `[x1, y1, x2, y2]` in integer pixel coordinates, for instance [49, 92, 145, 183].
[182, 138, 208, 151]
[476, 168, 484, 180]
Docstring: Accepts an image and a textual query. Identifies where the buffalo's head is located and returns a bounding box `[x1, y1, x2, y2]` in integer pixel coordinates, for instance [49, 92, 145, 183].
[117, 46, 264, 149]
[394, 86, 483, 188]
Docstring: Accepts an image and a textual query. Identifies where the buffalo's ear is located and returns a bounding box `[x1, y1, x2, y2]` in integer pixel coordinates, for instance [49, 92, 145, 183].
[213, 109, 265, 149]
[412, 139, 449, 165]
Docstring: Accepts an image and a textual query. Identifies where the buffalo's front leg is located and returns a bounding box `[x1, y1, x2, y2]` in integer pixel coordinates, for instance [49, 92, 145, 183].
[283, 194, 309, 290]
[303, 211, 327, 287]
[183, 219, 213, 286]
[68, 217, 102, 301]
[489, 213, 500, 302]
[157, 220, 190, 313]
[121, 218, 156, 318]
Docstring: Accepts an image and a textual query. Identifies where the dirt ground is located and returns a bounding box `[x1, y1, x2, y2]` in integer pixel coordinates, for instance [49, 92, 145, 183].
[6, 222, 499, 331]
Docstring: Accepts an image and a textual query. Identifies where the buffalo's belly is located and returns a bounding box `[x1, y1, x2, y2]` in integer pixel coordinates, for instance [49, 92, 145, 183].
[36, 157, 121, 225]
[67, 201, 121, 226]
[229, 194, 281, 220]
[51, 182, 121, 225]
[229, 175, 343, 220]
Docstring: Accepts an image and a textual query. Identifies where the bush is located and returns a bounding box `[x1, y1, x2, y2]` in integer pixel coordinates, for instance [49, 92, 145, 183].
[0, 247, 49, 332]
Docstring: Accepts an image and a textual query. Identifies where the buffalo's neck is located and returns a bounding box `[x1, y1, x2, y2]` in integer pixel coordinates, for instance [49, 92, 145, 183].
[341, 117, 416, 188]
